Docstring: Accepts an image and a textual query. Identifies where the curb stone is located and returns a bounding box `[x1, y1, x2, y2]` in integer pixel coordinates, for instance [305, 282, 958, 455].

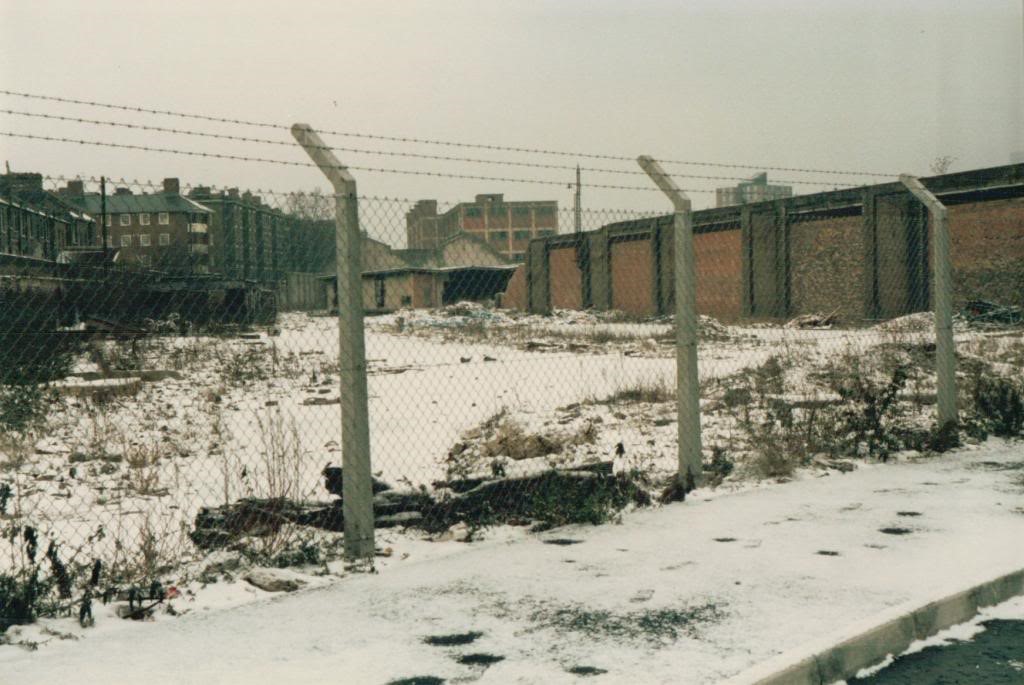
[724, 567, 1024, 685]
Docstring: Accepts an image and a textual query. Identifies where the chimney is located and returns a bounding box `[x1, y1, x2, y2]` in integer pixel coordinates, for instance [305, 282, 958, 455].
[66, 180, 85, 196]
[163, 177, 180, 194]
[4, 172, 44, 194]
[114, 187, 133, 196]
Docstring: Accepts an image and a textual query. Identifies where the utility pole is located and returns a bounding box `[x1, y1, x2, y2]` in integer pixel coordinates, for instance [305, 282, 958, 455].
[573, 165, 582, 233]
[100, 176, 108, 263]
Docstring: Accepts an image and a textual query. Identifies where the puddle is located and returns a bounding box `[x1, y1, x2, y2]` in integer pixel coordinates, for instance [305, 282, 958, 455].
[864, 543, 888, 549]
[713, 537, 737, 543]
[897, 511, 922, 517]
[879, 527, 912, 535]
[387, 678, 445, 685]
[816, 550, 841, 556]
[544, 538, 583, 546]
[423, 631, 483, 647]
[568, 665, 609, 676]
[456, 653, 505, 666]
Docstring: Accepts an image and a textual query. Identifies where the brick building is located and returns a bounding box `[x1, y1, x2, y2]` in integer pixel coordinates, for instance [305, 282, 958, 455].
[406, 194, 558, 262]
[716, 172, 793, 208]
[1, 172, 95, 260]
[61, 178, 212, 274]
[323, 231, 515, 311]
[187, 187, 297, 283]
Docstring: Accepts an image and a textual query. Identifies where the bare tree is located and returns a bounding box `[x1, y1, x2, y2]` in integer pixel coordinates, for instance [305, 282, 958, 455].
[283, 188, 333, 221]
[930, 155, 957, 175]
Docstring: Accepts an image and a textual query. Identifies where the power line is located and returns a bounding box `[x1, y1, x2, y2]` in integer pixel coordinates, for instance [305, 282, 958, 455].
[1, 108, 848, 187]
[0, 88, 895, 178]
[4, 132, 713, 192]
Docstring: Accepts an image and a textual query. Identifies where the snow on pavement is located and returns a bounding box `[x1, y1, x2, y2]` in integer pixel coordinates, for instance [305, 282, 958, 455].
[2, 439, 1022, 685]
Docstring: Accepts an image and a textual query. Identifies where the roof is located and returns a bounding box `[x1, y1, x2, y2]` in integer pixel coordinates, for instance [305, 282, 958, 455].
[391, 231, 510, 269]
[68, 193, 212, 216]
[0, 187, 93, 224]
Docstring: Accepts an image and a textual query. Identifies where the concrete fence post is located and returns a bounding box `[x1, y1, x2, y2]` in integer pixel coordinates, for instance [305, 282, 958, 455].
[291, 123, 376, 561]
[899, 174, 958, 431]
[638, 156, 703, 490]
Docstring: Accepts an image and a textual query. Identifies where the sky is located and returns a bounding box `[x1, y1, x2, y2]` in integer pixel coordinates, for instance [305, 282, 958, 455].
[1, 0, 1022, 221]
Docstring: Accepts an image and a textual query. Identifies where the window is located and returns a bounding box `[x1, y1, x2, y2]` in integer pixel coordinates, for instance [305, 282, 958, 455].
[464, 207, 482, 218]
[513, 230, 531, 241]
[119, 214, 131, 226]
[511, 252, 526, 262]
[535, 206, 556, 217]
[489, 231, 508, 242]
[512, 206, 531, 216]
[139, 213, 151, 226]
[158, 212, 169, 225]
[538, 229, 556, 237]
[139, 234, 152, 247]
[104, 215, 111, 227]
[159, 233, 170, 246]
[120, 235, 132, 247]
[105, 236, 114, 248]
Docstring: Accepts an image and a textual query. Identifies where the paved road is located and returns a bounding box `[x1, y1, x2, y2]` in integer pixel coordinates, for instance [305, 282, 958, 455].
[854, 619, 1024, 684]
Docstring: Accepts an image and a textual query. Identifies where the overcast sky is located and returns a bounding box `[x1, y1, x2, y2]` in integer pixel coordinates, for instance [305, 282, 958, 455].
[1, 0, 1022, 221]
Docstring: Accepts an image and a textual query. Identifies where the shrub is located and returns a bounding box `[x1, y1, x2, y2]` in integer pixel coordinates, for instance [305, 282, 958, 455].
[963, 363, 1024, 438]
[812, 353, 910, 457]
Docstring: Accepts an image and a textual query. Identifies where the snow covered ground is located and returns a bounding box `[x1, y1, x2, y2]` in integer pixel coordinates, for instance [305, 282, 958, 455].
[0, 437, 1021, 684]
[2, 307, 1021, 673]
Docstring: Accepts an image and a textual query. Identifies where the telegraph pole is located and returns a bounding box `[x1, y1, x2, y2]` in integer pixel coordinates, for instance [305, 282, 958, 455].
[573, 165, 582, 233]
[100, 176, 108, 262]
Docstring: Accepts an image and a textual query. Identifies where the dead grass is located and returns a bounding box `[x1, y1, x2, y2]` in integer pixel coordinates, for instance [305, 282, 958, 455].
[587, 378, 675, 405]
[123, 441, 166, 497]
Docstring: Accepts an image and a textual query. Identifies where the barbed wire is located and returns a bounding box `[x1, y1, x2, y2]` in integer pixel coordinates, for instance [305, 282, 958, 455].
[41, 174, 666, 217]
[0, 88, 895, 178]
[1, 130, 717, 193]
[2, 108, 855, 189]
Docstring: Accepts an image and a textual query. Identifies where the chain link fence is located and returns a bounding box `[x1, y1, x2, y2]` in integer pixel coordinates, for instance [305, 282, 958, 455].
[1, 149, 1022, 631]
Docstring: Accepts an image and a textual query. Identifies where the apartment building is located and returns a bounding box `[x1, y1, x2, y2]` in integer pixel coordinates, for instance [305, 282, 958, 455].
[406, 194, 558, 262]
[716, 173, 793, 208]
[61, 178, 212, 274]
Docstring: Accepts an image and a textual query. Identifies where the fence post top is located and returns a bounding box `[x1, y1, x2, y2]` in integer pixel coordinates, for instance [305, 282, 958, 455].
[899, 173, 947, 216]
[637, 155, 691, 212]
[290, 123, 355, 191]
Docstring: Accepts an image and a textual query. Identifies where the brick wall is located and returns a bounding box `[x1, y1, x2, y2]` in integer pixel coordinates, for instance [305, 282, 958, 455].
[500, 264, 527, 310]
[610, 237, 655, 315]
[874, 194, 921, 318]
[789, 213, 865, 323]
[947, 196, 1024, 306]
[694, 228, 742, 322]
[549, 246, 583, 310]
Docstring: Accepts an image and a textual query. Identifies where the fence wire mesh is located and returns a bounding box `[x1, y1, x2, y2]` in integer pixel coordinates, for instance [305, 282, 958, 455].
[0, 152, 1022, 631]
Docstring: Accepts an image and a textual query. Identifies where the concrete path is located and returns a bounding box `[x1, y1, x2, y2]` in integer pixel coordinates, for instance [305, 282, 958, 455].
[3, 441, 1022, 685]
